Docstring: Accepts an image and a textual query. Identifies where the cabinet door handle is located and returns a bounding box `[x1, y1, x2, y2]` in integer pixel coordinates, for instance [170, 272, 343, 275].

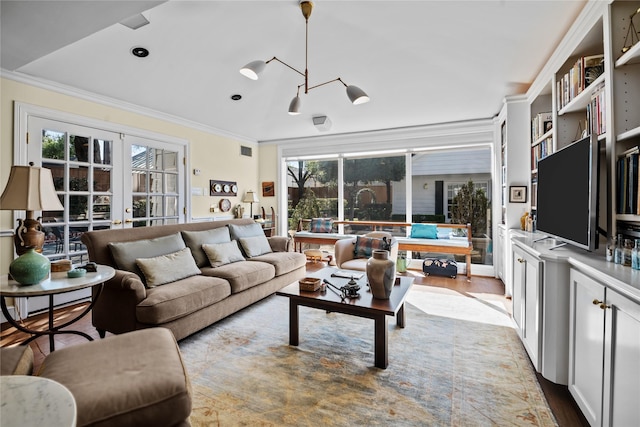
[599, 303, 611, 310]
[517, 258, 524, 263]
[593, 299, 603, 305]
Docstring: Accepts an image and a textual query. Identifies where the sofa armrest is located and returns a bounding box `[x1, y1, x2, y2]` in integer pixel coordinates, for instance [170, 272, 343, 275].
[268, 236, 291, 252]
[334, 238, 356, 268]
[91, 270, 147, 335]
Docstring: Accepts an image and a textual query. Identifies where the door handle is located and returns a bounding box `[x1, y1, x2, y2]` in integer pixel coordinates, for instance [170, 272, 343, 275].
[112, 220, 122, 225]
[517, 258, 524, 263]
[125, 219, 133, 223]
[125, 208, 132, 213]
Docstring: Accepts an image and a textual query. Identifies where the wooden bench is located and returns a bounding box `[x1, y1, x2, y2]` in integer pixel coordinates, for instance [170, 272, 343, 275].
[293, 220, 473, 278]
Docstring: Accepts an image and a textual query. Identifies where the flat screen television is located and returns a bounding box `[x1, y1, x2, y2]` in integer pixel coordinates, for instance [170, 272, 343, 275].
[535, 133, 599, 251]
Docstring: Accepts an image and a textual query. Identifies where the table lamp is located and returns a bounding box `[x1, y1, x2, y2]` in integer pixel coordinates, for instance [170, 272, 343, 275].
[242, 190, 259, 219]
[1, 164, 65, 285]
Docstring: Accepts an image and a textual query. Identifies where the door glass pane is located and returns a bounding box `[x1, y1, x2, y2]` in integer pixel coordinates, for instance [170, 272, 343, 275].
[149, 148, 160, 169]
[69, 195, 89, 221]
[70, 135, 90, 162]
[93, 139, 112, 165]
[164, 151, 178, 171]
[132, 195, 147, 218]
[166, 174, 177, 193]
[70, 166, 89, 191]
[42, 130, 65, 160]
[93, 167, 111, 192]
[150, 172, 163, 193]
[149, 196, 163, 217]
[165, 196, 177, 216]
[93, 196, 111, 220]
[132, 171, 147, 192]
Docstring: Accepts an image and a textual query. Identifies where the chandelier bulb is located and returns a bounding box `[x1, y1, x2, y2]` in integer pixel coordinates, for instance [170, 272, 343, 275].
[288, 96, 302, 115]
[239, 60, 266, 80]
[346, 85, 370, 105]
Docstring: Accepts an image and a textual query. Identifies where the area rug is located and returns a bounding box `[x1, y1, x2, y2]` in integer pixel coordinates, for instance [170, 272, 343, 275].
[179, 287, 557, 426]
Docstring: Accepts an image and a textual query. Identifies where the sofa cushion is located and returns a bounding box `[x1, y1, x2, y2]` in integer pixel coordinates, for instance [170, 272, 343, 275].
[354, 235, 392, 259]
[137, 275, 231, 324]
[410, 223, 438, 239]
[202, 241, 245, 267]
[239, 235, 273, 258]
[108, 232, 186, 280]
[228, 222, 265, 239]
[38, 328, 191, 427]
[136, 247, 201, 288]
[201, 260, 275, 294]
[181, 228, 232, 267]
[309, 217, 334, 233]
[249, 251, 307, 276]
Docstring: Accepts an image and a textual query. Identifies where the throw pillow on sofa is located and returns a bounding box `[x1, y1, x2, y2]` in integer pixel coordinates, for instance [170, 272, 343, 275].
[203, 241, 246, 267]
[228, 222, 272, 257]
[239, 236, 273, 258]
[309, 218, 333, 233]
[353, 236, 392, 259]
[136, 247, 201, 287]
[182, 228, 232, 267]
[108, 233, 186, 281]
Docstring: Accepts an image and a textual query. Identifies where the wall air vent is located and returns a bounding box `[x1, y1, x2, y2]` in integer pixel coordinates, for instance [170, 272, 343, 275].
[241, 146, 252, 157]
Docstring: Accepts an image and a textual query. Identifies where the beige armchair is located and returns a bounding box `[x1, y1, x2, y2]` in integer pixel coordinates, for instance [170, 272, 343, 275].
[334, 231, 399, 271]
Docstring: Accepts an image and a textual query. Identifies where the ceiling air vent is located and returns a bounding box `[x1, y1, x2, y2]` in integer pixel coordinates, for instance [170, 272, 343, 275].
[240, 146, 252, 157]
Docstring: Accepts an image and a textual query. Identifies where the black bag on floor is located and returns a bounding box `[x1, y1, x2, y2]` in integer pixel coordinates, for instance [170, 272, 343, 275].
[422, 258, 458, 278]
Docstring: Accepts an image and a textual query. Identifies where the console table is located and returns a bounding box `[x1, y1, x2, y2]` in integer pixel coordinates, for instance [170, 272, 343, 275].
[0, 265, 115, 351]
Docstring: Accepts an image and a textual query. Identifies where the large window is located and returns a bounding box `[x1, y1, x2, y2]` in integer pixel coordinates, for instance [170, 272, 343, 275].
[283, 145, 494, 268]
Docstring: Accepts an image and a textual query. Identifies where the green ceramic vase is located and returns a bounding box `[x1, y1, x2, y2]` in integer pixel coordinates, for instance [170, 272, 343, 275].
[9, 248, 50, 285]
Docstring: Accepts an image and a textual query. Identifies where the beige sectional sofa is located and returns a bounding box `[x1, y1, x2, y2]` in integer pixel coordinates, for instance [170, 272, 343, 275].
[81, 218, 306, 341]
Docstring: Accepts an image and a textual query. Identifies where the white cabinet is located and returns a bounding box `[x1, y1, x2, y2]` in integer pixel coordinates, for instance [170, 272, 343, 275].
[511, 236, 572, 384]
[569, 268, 640, 427]
[512, 244, 542, 369]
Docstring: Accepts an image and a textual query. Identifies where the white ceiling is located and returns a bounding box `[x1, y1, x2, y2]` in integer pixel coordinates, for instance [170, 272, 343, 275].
[1, 0, 586, 143]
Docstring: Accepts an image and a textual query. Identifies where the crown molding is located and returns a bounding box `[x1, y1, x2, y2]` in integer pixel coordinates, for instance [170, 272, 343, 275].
[1, 69, 258, 145]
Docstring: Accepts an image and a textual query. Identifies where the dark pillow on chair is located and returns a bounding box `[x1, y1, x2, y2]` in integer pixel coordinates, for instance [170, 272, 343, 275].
[353, 236, 392, 259]
[309, 218, 333, 233]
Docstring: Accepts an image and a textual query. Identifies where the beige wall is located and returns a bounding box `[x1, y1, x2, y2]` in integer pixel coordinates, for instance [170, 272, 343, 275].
[0, 77, 263, 274]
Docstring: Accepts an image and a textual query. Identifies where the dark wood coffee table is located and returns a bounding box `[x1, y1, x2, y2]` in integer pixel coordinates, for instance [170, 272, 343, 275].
[276, 267, 414, 369]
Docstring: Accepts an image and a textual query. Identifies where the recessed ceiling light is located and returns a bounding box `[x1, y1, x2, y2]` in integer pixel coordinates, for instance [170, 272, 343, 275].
[231, 94, 242, 101]
[131, 47, 149, 58]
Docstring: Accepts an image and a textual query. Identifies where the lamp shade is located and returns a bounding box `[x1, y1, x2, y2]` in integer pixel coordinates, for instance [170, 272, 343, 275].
[0, 165, 64, 212]
[346, 85, 370, 105]
[240, 60, 266, 80]
[242, 191, 259, 204]
[288, 96, 302, 115]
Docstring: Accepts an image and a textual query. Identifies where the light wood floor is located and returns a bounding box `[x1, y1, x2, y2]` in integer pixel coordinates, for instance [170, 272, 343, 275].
[1, 262, 587, 426]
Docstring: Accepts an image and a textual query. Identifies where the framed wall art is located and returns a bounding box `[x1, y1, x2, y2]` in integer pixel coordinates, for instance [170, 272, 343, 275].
[262, 181, 274, 197]
[509, 186, 527, 203]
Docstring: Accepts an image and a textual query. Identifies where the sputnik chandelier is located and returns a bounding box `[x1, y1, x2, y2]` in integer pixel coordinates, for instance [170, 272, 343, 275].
[239, 0, 370, 115]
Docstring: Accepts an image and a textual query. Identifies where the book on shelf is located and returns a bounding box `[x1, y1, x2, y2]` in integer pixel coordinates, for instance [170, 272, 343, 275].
[557, 54, 605, 111]
[532, 112, 552, 141]
[586, 81, 606, 135]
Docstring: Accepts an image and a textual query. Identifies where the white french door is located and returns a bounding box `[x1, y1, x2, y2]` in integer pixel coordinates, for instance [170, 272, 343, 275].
[22, 116, 186, 314]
